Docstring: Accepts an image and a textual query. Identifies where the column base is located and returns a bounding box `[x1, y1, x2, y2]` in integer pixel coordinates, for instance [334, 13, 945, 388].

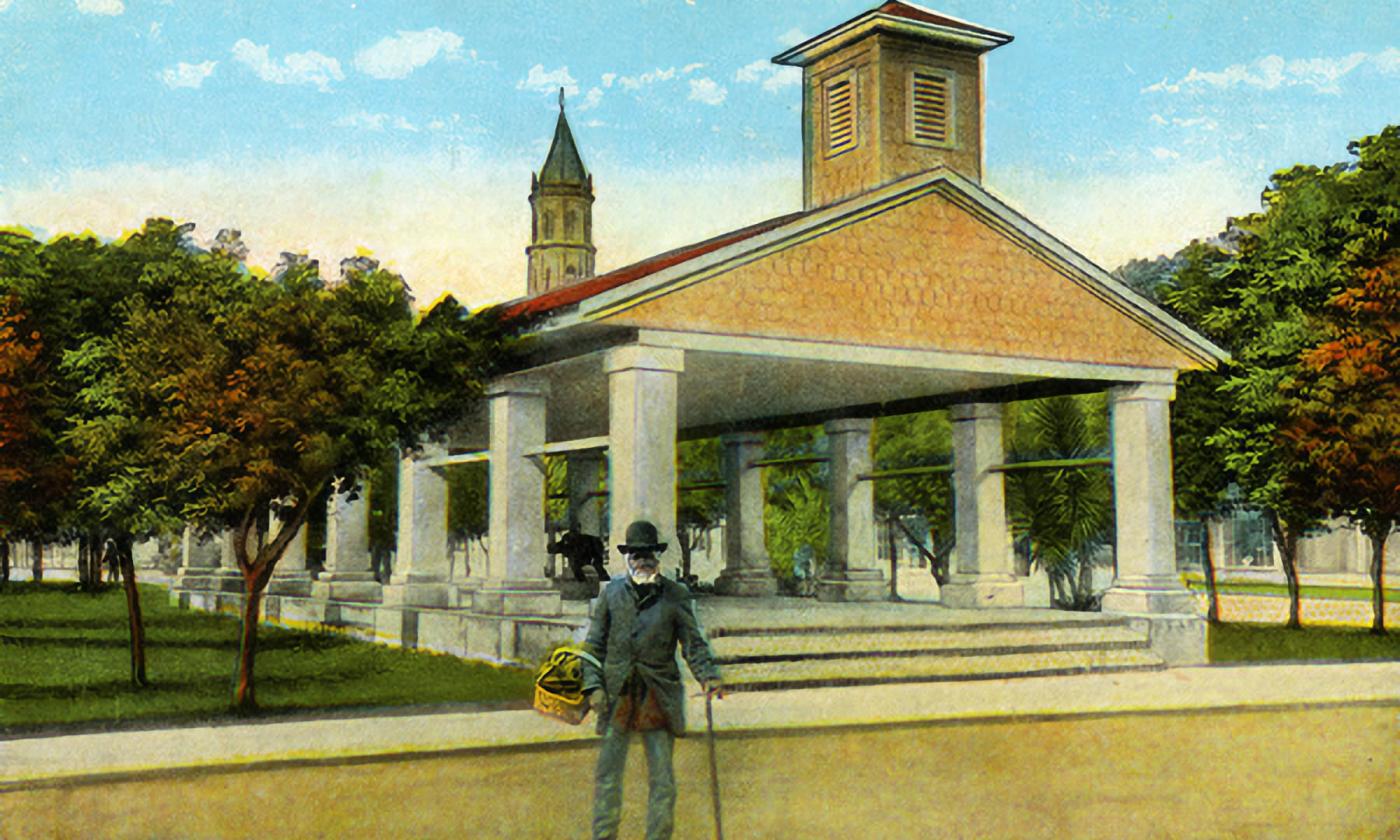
[382, 578, 452, 608]
[267, 572, 313, 597]
[472, 579, 563, 617]
[1100, 577, 1199, 615]
[311, 572, 383, 604]
[940, 575, 1025, 609]
[174, 570, 222, 591]
[814, 570, 887, 603]
[713, 568, 779, 597]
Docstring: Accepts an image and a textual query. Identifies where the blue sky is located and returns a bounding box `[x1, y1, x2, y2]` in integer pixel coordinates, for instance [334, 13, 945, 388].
[0, 0, 1395, 306]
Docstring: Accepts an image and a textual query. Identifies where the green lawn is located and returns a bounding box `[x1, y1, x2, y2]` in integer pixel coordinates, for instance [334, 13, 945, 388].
[0, 581, 534, 733]
[1185, 578, 1400, 603]
[1209, 622, 1400, 663]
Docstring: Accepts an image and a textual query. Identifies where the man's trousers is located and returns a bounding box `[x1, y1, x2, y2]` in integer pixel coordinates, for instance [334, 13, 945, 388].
[592, 722, 676, 840]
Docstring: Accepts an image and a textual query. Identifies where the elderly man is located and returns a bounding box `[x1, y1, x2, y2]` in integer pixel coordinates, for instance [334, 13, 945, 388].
[581, 520, 723, 840]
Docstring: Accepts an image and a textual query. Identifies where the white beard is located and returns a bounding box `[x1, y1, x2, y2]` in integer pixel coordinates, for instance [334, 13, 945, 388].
[629, 568, 659, 585]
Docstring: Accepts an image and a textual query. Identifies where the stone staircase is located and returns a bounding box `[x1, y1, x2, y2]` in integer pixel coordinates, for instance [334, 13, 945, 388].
[693, 603, 1165, 693]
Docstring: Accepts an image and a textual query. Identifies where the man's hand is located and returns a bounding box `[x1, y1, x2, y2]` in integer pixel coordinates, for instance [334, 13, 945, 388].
[704, 680, 725, 700]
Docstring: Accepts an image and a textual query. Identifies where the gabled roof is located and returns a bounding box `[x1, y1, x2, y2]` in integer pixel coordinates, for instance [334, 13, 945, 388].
[774, 1, 1012, 67]
[504, 212, 804, 319]
[538, 107, 589, 185]
[506, 167, 1229, 369]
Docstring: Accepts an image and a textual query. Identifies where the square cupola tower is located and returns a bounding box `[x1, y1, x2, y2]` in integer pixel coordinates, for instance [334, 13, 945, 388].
[774, 2, 1012, 209]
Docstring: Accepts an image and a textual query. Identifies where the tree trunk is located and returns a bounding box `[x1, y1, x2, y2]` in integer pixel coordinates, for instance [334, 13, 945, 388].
[1, 540, 9, 583]
[1074, 552, 1095, 609]
[1202, 519, 1220, 624]
[887, 517, 900, 601]
[1367, 525, 1389, 636]
[113, 536, 149, 687]
[234, 580, 264, 712]
[892, 518, 943, 585]
[1271, 516, 1302, 630]
[31, 541, 42, 583]
[679, 530, 693, 580]
[78, 536, 91, 589]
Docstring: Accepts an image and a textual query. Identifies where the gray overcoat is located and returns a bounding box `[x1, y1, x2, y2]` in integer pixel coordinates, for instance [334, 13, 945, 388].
[580, 576, 720, 736]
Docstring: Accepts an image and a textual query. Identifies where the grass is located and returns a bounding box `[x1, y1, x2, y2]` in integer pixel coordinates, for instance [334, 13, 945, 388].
[1209, 622, 1400, 663]
[1186, 578, 1400, 603]
[0, 581, 535, 734]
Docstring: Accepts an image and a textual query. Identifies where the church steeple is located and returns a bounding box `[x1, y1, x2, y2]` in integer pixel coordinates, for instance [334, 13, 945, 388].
[528, 89, 596, 295]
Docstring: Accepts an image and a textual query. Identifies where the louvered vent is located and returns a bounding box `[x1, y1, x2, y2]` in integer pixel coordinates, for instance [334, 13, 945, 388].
[910, 71, 952, 145]
[825, 75, 856, 156]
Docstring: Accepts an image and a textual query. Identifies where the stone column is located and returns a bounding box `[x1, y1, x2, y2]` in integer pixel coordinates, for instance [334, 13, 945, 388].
[313, 481, 382, 603]
[384, 443, 452, 607]
[1102, 383, 1196, 614]
[176, 526, 221, 592]
[605, 345, 683, 560]
[714, 432, 777, 596]
[942, 403, 1023, 608]
[472, 378, 560, 616]
[268, 517, 312, 597]
[817, 418, 886, 602]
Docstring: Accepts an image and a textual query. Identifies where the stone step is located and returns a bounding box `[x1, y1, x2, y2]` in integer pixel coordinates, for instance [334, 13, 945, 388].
[706, 616, 1130, 638]
[710, 625, 1149, 663]
[715, 647, 1166, 692]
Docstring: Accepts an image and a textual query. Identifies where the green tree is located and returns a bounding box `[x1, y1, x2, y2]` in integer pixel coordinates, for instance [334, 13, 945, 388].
[763, 425, 828, 590]
[66, 233, 520, 709]
[1005, 395, 1113, 610]
[1165, 127, 1398, 628]
[872, 410, 953, 586]
[1284, 253, 1400, 634]
[676, 437, 724, 583]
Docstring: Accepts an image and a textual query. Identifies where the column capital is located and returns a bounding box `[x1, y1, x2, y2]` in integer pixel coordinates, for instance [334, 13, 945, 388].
[604, 344, 684, 375]
[823, 417, 873, 436]
[949, 402, 1003, 423]
[1109, 382, 1176, 404]
[486, 376, 549, 400]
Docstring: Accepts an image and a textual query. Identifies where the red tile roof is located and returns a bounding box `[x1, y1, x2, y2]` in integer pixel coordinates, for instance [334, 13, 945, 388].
[503, 210, 807, 320]
[874, 2, 1010, 40]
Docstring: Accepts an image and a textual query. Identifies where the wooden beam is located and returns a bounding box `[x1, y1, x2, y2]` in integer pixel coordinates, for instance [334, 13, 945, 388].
[989, 457, 1112, 473]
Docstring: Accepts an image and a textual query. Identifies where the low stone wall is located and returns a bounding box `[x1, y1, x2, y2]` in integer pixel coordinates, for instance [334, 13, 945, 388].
[169, 585, 589, 666]
[1198, 592, 1399, 628]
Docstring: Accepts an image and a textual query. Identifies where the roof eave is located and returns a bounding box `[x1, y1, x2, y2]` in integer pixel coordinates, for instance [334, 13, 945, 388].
[773, 12, 1012, 67]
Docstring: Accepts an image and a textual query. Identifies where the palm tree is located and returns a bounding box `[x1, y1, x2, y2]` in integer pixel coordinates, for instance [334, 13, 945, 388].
[1005, 395, 1114, 610]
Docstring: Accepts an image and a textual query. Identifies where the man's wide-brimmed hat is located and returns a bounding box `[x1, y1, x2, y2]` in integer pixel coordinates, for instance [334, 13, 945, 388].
[618, 520, 667, 555]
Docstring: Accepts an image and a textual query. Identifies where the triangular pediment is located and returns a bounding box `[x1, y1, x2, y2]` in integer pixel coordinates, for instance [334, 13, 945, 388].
[582, 173, 1221, 371]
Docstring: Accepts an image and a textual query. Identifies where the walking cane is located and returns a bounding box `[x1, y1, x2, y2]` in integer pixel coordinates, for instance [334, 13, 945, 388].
[705, 691, 725, 840]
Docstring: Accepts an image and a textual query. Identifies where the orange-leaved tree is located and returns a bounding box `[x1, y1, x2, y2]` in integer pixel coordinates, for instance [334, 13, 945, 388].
[67, 230, 523, 709]
[1285, 254, 1400, 634]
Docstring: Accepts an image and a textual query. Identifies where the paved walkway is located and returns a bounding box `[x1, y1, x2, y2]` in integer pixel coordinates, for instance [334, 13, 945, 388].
[3, 661, 1397, 791]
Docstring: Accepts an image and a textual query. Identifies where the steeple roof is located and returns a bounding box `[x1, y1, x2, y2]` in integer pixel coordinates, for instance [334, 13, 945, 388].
[538, 90, 589, 186]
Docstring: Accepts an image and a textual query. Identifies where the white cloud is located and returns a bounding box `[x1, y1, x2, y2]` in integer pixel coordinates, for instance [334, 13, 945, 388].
[616, 67, 676, 91]
[1150, 147, 1181, 160]
[688, 77, 727, 106]
[333, 112, 421, 132]
[578, 86, 604, 112]
[601, 72, 617, 88]
[777, 27, 808, 47]
[75, 0, 123, 15]
[231, 39, 344, 92]
[353, 28, 463, 80]
[1144, 49, 1398, 95]
[734, 59, 802, 93]
[682, 62, 705, 74]
[0, 1, 12, 12]
[160, 60, 217, 90]
[1148, 113, 1218, 131]
[518, 64, 578, 97]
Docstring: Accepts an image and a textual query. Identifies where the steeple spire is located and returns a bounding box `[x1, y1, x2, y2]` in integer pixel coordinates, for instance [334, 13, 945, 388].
[527, 89, 596, 296]
[539, 89, 590, 186]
